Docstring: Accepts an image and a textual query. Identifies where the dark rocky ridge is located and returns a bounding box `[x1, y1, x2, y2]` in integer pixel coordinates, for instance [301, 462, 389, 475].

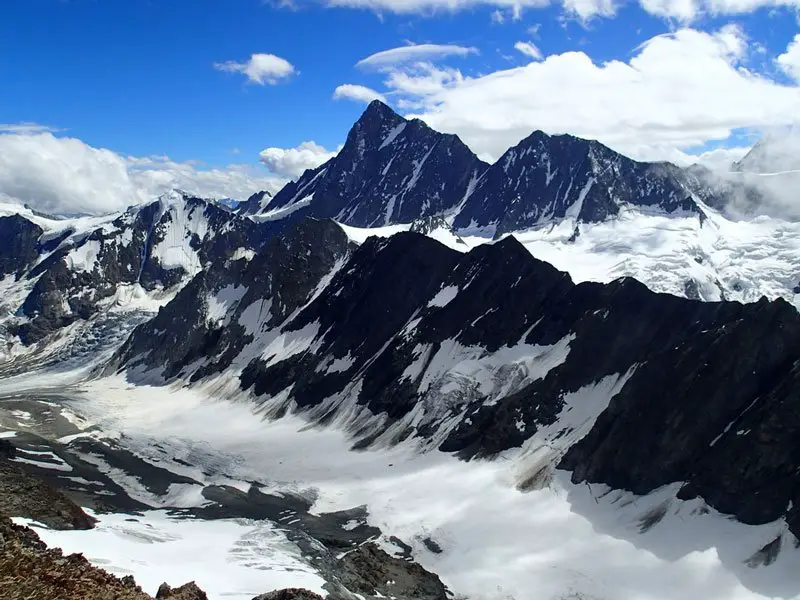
[453, 130, 702, 234]
[112, 215, 800, 537]
[239, 190, 274, 215]
[249, 101, 753, 234]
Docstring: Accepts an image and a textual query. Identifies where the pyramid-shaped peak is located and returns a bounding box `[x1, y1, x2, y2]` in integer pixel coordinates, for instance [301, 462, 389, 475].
[359, 99, 405, 124]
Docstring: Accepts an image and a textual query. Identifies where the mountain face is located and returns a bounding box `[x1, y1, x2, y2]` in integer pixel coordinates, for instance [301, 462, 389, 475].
[247, 102, 749, 235]
[259, 101, 488, 227]
[453, 131, 701, 234]
[733, 129, 800, 173]
[111, 215, 800, 538]
[0, 192, 269, 345]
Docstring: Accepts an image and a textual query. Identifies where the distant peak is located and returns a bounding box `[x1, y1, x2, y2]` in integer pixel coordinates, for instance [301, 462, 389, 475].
[358, 100, 405, 127]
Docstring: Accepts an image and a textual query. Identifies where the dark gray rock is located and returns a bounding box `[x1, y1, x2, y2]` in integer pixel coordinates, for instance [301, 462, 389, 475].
[238, 190, 273, 215]
[337, 543, 448, 600]
[0, 455, 96, 530]
[0, 215, 44, 279]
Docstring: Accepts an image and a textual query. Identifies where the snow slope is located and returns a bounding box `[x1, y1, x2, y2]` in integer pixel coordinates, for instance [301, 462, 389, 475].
[20, 510, 327, 600]
[336, 205, 800, 309]
[26, 375, 800, 600]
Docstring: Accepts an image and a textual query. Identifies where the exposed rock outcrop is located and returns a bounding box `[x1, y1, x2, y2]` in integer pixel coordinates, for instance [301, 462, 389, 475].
[0, 455, 95, 530]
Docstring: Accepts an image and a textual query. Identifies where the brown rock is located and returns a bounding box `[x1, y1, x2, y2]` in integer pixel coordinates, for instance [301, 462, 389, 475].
[156, 581, 209, 600]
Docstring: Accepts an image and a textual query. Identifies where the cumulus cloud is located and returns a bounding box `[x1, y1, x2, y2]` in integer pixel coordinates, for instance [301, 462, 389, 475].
[128, 156, 286, 202]
[259, 141, 339, 178]
[777, 34, 800, 83]
[672, 145, 752, 170]
[641, 0, 800, 20]
[0, 132, 284, 216]
[355, 26, 800, 165]
[333, 84, 388, 103]
[514, 41, 543, 60]
[356, 43, 478, 70]
[214, 53, 296, 85]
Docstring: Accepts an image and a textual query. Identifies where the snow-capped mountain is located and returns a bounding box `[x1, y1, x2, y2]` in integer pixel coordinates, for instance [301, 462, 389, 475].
[733, 128, 800, 174]
[258, 100, 487, 227]
[110, 215, 800, 540]
[0, 191, 269, 349]
[2, 105, 800, 600]
[249, 102, 753, 235]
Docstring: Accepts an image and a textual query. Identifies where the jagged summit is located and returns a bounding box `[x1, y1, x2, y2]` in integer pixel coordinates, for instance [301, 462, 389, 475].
[454, 127, 702, 234]
[246, 104, 755, 234]
[261, 101, 487, 227]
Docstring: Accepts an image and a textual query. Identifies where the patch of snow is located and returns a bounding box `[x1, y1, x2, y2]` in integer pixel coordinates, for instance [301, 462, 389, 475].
[252, 195, 313, 223]
[379, 122, 407, 150]
[230, 248, 256, 262]
[20, 510, 326, 600]
[66, 240, 101, 273]
[427, 285, 458, 309]
[207, 285, 246, 323]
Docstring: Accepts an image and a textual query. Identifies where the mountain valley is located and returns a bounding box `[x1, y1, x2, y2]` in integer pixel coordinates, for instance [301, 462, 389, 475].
[0, 101, 799, 600]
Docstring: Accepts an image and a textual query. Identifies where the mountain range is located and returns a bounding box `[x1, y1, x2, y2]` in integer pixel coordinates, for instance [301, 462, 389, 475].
[0, 100, 799, 600]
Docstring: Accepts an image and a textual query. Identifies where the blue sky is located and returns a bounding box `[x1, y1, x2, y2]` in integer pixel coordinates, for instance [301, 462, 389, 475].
[0, 0, 799, 213]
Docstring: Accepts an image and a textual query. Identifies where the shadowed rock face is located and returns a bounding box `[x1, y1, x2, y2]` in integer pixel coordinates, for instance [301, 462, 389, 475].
[112, 215, 800, 536]
[0, 215, 43, 279]
[0, 449, 95, 530]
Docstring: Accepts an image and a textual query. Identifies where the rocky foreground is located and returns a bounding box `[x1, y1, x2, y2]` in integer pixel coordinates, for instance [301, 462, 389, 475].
[0, 438, 448, 600]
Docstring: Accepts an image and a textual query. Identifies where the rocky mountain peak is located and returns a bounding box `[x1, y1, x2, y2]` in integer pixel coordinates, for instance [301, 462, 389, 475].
[454, 128, 701, 234]
[261, 102, 487, 228]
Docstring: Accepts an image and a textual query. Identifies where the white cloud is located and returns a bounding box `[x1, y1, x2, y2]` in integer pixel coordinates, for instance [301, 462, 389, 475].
[671, 145, 752, 170]
[0, 132, 284, 216]
[214, 53, 295, 85]
[360, 26, 800, 165]
[637, 0, 800, 20]
[514, 40, 543, 60]
[562, 0, 617, 18]
[356, 43, 478, 70]
[317, 0, 800, 24]
[259, 141, 339, 178]
[128, 156, 286, 202]
[0, 123, 63, 135]
[333, 84, 388, 104]
[777, 34, 800, 82]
